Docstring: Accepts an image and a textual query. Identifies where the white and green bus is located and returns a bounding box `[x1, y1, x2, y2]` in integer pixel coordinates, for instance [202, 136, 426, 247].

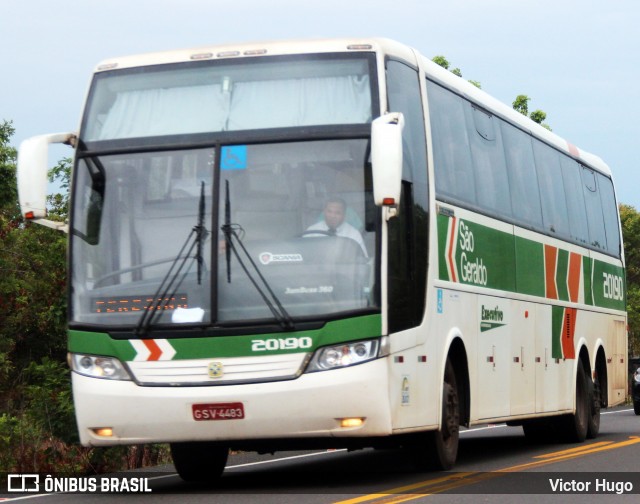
[17, 38, 627, 480]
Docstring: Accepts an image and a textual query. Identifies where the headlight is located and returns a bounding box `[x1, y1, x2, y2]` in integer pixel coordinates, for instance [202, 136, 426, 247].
[634, 370, 640, 383]
[306, 339, 380, 372]
[69, 353, 131, 381]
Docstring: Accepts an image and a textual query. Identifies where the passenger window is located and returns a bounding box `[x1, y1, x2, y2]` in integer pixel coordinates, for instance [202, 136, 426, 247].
[466, 106, 511, 216]
[533, 141, 569, 237]
[560, 157, 589, 245]
[501, 124, 543, 229]
[581, 166, 607, 250]
[427, 81, 475, 206]
[598, 174, 621, 256]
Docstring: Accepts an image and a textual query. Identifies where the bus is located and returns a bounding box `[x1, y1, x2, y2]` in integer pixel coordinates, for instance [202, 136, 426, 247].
[17, 38, 627, 480]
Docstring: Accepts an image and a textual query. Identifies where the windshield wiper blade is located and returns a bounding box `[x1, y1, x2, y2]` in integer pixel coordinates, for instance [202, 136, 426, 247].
[223, 180, 232, 283]
[135, 181, 208, 337]
[221, 181, 295, 331]
[195, 181, 208, 285]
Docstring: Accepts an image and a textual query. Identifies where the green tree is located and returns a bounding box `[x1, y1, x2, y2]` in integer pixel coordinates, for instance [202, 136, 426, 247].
[0, 120, 71, 471]
[512, 94, 551, 130]
[431, 55, 481, 88]
[620, 204, 640, 356]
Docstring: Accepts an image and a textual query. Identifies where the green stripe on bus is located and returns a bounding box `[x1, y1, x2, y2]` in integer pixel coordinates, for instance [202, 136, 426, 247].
[555, 248, 569, 302]
[551, 306, 564, 360]
[68, 313, 382, 361]
[515, 236, 545, 297]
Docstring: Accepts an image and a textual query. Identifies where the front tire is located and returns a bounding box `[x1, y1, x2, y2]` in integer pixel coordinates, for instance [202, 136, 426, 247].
[170, 442, 228, 483]
[428, 359, 460, 470]
[409, 358, 460, 471]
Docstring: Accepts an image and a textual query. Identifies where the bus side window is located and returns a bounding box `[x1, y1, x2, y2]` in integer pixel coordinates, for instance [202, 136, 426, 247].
[581, 166, 607, 251]
[427, 81, 476, 207]
[466, 105, 511, 217]
[533, 140, 570, 237]
[598, 175, 621, 256]
[560, 157, 589, 246]
[501, 123, 543, 230]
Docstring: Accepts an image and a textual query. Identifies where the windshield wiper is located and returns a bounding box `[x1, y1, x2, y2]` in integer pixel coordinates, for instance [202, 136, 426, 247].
[221, 180, 295, 331]
[135, 181, 208, 337]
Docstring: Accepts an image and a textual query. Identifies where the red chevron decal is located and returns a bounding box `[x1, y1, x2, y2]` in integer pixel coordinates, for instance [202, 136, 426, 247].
[143, 339, 162, 361]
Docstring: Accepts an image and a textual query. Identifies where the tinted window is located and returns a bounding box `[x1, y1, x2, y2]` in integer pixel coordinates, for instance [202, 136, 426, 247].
[533, 140, 569, 237]
[467, 106, 511, 216]
[501, 124, 543, 229]
[582, 166, 607, 250]
[427, 82, 475, 206]
[560, 157, 589, 245]
[598, 174, 620, 255]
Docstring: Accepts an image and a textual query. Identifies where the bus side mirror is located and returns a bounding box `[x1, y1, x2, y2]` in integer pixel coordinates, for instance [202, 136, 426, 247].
[371, 113, 404, 213]
[17, 132, 76, 232]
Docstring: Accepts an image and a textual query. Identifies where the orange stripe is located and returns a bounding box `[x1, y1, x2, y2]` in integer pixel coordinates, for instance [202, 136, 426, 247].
[143, 339, 162, 361]
[562, 308, 576, 359]
[567, 252, 581, 303]
[447, 217, 457, 282]
[544, 245, 558, 299]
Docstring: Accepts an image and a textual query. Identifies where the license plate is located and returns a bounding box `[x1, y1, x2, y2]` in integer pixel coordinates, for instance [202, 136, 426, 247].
[192, 402, 245, 421]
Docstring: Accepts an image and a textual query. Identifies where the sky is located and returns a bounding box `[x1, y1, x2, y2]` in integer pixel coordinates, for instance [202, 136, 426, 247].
[2, 0, 639, 208]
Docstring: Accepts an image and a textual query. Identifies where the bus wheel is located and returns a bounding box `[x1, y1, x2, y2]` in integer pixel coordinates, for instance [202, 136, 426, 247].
[559, 359, 589, 442]
[586, 375, 601, 439]
[170, 442, 228, 483]
[429, 359, 460, 470]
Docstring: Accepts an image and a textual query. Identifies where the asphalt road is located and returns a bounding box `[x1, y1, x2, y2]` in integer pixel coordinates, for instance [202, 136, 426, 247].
[3, 406, 639, 503]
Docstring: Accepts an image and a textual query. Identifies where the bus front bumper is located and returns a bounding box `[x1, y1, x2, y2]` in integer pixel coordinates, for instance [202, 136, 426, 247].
[72, 358, 392, 446]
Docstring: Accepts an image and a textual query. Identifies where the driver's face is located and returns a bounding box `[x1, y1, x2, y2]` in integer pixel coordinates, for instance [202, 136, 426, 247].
[324, 202, 345, 230]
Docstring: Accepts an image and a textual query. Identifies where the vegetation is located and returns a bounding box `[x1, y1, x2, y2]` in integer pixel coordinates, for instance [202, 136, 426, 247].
[0, 120, 168, 473]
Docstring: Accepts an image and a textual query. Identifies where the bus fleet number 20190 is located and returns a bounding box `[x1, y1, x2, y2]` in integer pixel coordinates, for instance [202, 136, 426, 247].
[602, 272, 624, 301]
[251, 337, 313, 352]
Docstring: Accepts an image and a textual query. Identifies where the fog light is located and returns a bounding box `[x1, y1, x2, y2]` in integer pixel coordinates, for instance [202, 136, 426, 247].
[340, 418, 365, 428]
[92, 427, 114, 437]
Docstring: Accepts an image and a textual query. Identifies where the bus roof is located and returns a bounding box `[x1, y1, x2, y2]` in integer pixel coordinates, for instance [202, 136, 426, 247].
[93, 37, 611, 177]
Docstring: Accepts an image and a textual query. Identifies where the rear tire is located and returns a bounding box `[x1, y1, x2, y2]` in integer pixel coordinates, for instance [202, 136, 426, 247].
[586, 375, 600, 439]
[170, 442, 228, 483]
[558, 359, 589, 442]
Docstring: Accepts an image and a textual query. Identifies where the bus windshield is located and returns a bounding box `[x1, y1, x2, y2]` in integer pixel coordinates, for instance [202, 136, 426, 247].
[82, 55, 373, 142]
[70, 139, 378, 328]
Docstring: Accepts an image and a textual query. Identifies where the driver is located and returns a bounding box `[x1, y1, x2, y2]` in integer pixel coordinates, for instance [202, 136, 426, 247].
[306, 197, 368, 257]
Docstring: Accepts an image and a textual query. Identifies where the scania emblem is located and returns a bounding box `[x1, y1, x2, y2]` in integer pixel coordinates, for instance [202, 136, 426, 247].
[208, 362, 224, 379]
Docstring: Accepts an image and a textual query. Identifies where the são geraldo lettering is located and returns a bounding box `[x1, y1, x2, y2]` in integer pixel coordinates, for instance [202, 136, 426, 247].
[458, 220, 487, 286]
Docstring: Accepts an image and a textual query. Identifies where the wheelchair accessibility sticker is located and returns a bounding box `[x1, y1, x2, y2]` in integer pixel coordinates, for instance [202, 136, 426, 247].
[221, 145, 248, 170]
